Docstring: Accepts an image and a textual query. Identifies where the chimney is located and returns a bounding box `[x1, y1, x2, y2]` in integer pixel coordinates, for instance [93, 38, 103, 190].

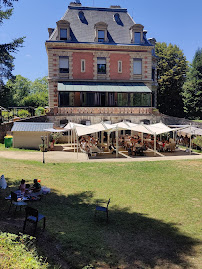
[69, 1, 82, 6]
[110, 5, 121, 8]
[148, 38, 156, 46]
[48, 28, 54, 38]
[143, 30, 147, 38]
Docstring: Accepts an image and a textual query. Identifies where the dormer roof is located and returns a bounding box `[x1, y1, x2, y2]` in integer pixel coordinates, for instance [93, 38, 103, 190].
[48, 5, 152, 46]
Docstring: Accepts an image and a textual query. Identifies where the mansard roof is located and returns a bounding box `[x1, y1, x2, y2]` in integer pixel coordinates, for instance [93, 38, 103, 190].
[48, 5, 152, 46]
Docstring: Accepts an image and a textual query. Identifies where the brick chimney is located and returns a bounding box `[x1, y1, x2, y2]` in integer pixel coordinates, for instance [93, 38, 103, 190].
[69, 1, 82, 6]
[148, 38, 156, 46]
[48, 28, 54, 38]
[110, 5, 121, 8]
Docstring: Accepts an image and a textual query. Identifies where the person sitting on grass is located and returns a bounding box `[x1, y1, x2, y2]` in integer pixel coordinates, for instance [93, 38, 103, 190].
[31, 179, 41, 193]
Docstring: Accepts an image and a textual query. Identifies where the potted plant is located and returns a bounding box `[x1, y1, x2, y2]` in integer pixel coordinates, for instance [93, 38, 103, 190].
[39, 143, 48, 152]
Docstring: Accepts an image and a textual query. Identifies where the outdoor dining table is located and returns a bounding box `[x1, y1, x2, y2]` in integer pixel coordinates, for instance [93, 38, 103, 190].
[5, 190, 30, 201]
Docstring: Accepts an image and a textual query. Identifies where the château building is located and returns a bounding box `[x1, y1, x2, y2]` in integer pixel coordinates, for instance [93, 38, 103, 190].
[45, 1, 158, 126]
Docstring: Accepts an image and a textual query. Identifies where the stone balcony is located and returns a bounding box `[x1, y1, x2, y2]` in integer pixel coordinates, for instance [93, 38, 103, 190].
[55, 107, 153, 115]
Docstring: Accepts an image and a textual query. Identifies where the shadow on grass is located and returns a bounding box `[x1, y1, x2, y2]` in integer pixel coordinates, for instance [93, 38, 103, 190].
[0, 182, 200, 269]
[37, 190, 200, 268]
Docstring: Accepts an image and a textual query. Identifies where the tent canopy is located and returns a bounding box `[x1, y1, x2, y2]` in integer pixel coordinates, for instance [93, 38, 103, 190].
[62, 121, 177, 137]
[178, 126, 202, 136]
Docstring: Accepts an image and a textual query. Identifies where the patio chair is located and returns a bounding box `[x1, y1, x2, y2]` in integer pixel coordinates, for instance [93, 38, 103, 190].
[109, 145, 116, 154]
[135, 147, 145, 156]
[95, 198, 110, 222]
[23, 206, 46, 235]
[8, 191, 27, 213]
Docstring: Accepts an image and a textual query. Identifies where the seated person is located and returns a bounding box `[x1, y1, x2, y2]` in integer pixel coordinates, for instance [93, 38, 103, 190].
[19, 179, 26, 194]
[31, 179, 41, 193]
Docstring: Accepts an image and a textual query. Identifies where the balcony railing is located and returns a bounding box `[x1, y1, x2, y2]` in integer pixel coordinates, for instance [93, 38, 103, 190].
[56, 107, 153, 115]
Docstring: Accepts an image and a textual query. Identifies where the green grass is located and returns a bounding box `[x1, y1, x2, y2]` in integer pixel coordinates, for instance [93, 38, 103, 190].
[0, 158, 202, 268]
[0, 143, 38, 152]
[179, 145, 202, 153]
[0, 232, 49, 269]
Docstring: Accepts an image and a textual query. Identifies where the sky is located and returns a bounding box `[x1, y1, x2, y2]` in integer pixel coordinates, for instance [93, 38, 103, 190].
[1, 0, 202, 81]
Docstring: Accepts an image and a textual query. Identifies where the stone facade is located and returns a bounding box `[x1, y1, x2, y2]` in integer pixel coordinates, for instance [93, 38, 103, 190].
[45, 3, 158, 126]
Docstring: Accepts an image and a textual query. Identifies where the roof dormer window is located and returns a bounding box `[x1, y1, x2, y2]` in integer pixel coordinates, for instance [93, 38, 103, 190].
[94, 22, 108, 43]
[56, 20, 71, 41]
[134, 32, 141, 44]
[98, 30, 105, 42]
[60, 28, 67, 40]
[130, 24, 144, 44]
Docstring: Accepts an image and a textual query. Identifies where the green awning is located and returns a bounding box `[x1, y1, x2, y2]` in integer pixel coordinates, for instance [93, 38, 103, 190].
[58, 82, 151, 93]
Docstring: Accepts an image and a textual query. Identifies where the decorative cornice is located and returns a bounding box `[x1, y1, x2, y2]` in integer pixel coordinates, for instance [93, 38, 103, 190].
[45, 41, 152, 53]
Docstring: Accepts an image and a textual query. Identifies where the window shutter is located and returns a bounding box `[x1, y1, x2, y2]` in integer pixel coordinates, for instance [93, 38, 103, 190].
[133, 59, 142, 74]
[59, 57, 69, 68]
[97, 58, 106, 64]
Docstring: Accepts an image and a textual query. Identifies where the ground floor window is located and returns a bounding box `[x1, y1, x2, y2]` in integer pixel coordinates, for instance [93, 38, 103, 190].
[58, 92, 151, 107]
[59, 92, 74, 107]
[118, 93, 151, 107]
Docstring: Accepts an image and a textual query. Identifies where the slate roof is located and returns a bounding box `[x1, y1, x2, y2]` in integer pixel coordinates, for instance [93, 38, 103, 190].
[11, 122, 54, 132]
[48, 5, 152, 46]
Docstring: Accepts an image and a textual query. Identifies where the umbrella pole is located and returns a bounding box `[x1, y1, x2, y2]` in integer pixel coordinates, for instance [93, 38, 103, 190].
[77, 134, 79, 159]
[154, 132, 157, 157]
[107, 133, 110, 152]
[101, 131, 104, 145]
[141, 132, 143, 144]
[116, 129, 118, 158]
[190, 123, 192, 155]
[74, 130, 75, 153]
[71, 130, 72, 148]
[68, 130, 70, 145]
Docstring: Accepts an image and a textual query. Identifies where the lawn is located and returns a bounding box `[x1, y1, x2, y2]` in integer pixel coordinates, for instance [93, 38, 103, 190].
[0, 143, 38, 152]
[0, 158, 201, 268]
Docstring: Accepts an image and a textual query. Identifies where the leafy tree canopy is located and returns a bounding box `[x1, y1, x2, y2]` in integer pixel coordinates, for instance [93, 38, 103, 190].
[5, 75, 48, 108]
[182, 48, 202, 119]
[0, 0, 25, 108]
[155, 42, 188, 118]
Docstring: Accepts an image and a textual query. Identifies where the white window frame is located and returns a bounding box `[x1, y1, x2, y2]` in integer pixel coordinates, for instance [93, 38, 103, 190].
[81, 59, 85, 73]
[118, 61, 122, 73]
[133, 59, 142, 75]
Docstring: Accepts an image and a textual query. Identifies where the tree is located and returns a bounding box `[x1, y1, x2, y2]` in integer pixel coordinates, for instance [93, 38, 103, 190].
[155, 42, 188, 117]
[182, 48, 202, 119]
[5, 75, 48, 107]
[0, 0, 24, 106]
[6, 75, 31, 106]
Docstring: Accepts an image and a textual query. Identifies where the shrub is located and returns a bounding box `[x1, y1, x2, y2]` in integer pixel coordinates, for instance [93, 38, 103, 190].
[193, 136, 202, 149]
[35, 107, 45, 116]
[0, 232, 49, 269]
[18, 109, 31, 118]
[39, 143, 48, 152]
[50, 132, 63, 143]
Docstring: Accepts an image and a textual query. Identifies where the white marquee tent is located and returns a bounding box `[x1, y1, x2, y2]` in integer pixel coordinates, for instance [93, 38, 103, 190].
[63, 121, 176, 158]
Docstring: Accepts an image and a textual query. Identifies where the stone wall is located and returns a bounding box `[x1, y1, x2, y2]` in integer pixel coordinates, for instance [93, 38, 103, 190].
[161, 114, 202, 127]
[48, 114, 162, 127]
[48, 113, 202, 129]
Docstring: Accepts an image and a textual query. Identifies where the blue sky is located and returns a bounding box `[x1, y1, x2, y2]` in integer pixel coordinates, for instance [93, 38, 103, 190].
[1, 0, 202, 81]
